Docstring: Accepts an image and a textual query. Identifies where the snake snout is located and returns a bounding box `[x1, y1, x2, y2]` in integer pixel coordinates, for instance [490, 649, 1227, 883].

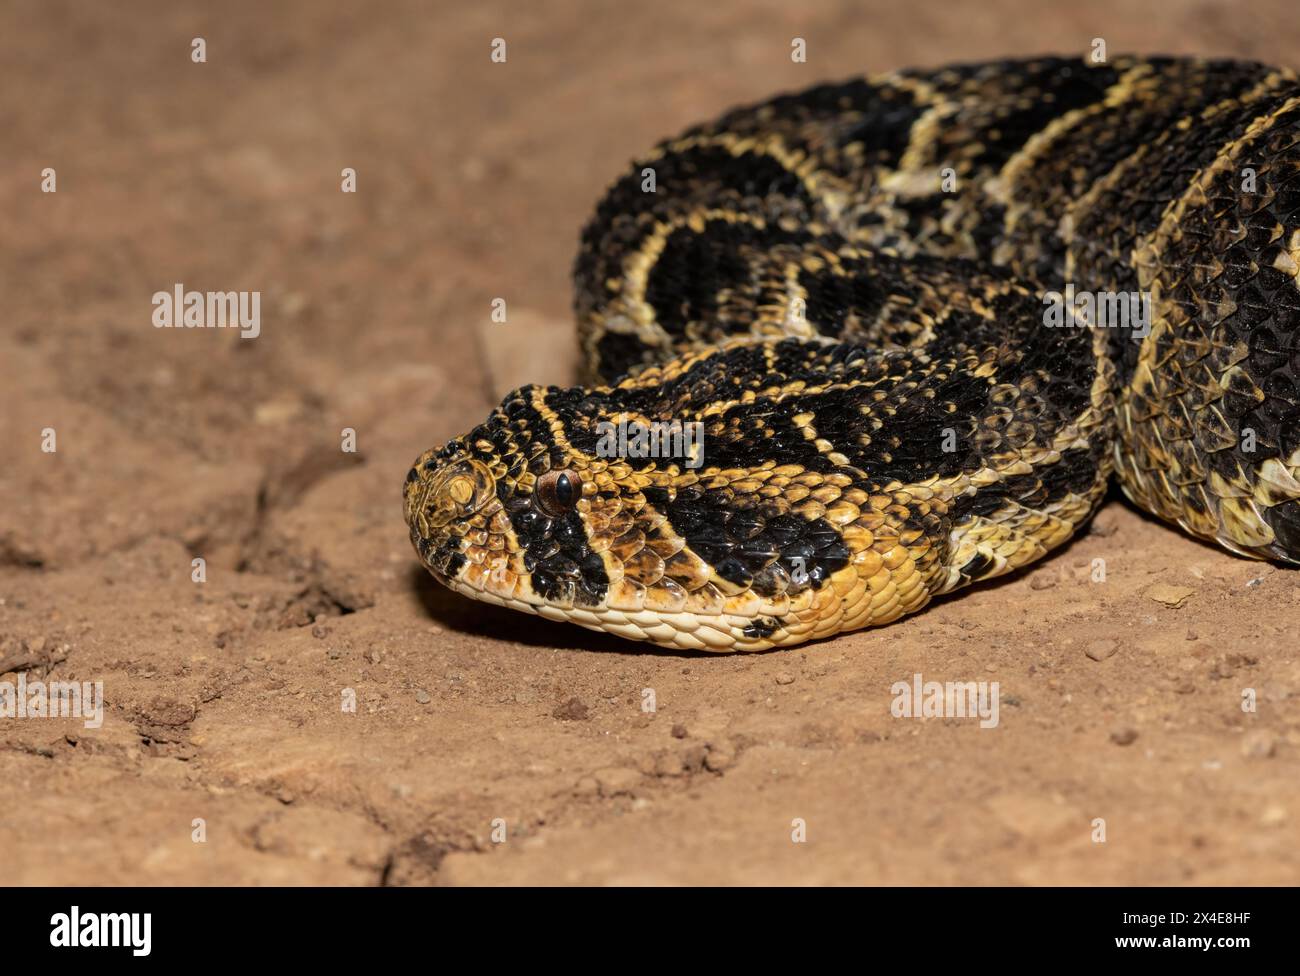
[404, 454, 501, 579]
[412, 457, 497, 530]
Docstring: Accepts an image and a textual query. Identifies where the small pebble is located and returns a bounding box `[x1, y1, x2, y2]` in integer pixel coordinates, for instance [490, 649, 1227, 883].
[1091, 518, 1118, 537]
[1085, 639, 1118, 662]
[553, 697, 589, 721]
[671, 723, 688, 739]
[1029, 574, 1056, 590]
[775, 672, 795, 685]
[415, 689, 431, 705]
[1147, 582, 1195, 608]
[1110, 726, 1139, 746]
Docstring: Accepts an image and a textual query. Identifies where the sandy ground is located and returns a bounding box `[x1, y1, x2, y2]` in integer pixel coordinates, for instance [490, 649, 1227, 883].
[2, 0, 1299, 886]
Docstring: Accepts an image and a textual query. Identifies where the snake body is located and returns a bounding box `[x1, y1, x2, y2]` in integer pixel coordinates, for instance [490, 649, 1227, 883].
[406, 56, 1300, 651]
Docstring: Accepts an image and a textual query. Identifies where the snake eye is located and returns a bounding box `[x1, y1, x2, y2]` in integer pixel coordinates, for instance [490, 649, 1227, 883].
[536, 469, 581, 517]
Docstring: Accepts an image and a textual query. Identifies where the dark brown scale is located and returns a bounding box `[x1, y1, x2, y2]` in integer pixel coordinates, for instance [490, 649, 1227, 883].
[644, 219, 819, 340]
[1071, 89, 1293, 385]
[688, 76, 926, 180]
[914, 58, 1122, 174]
[741, 617, 780, 640]
[997, 59, 1272, 286]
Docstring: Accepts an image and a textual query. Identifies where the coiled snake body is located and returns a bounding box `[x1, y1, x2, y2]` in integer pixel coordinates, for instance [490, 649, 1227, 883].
[406, 56, 1300, 651]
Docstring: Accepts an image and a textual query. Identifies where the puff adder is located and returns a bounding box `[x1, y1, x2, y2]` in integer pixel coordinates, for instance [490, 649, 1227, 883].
[406, 55, 1300, 651]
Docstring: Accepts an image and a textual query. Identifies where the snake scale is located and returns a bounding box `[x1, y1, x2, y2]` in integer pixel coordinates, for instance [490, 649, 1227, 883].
[405, 55, 1300, 651]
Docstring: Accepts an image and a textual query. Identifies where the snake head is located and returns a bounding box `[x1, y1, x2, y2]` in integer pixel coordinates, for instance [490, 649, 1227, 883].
[404, 387, 611, 616]
[404, 374, 877, 652]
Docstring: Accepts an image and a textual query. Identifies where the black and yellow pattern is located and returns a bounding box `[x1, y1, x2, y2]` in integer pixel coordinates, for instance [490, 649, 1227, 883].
[406, 55, 1300, 651]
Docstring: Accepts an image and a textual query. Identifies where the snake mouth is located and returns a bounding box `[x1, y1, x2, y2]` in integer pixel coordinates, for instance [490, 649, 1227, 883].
[439, 567, 881, 653]
[437, 571, 779, 652]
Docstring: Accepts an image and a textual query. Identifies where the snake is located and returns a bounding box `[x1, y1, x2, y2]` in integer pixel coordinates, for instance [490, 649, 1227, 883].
[404, 55, 1300, 652]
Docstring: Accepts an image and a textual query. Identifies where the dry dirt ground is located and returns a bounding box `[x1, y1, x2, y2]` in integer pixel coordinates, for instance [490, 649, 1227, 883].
[2, 0, 1299, 885]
